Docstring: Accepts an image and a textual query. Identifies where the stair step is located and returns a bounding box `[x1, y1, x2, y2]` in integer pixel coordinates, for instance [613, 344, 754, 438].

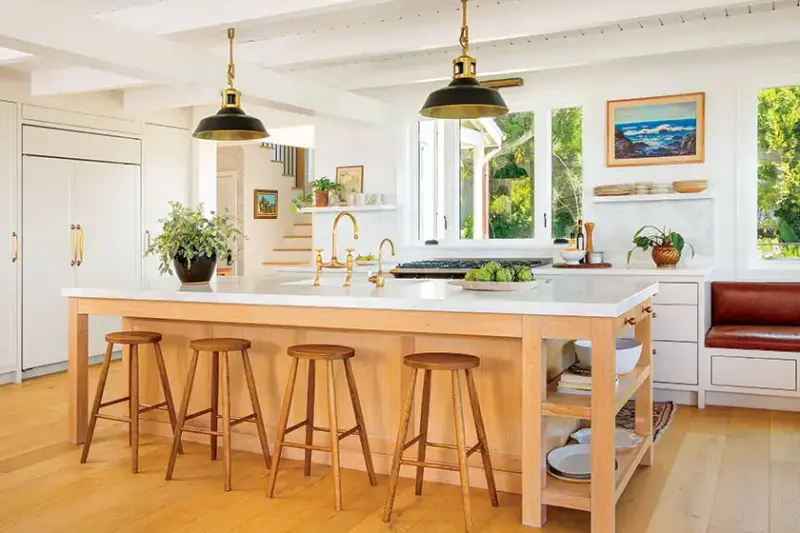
[262, 261, 310, 266]
[274, 248, 312, 252]
[284, 235, 311, 239]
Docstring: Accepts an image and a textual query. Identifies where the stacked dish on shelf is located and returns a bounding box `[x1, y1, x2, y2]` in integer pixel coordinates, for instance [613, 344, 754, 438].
[633, 181, 653, 194]
[672, 179, 708, 193]
[649, 182, 672, 194]
[546, 429, 641, 482]
[593, 184, 633, 197]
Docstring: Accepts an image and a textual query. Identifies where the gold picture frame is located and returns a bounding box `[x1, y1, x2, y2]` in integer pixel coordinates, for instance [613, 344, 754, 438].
[254, 189, 278, 219]
[607, 92, 705, 167]
[335, 165, 364, 194]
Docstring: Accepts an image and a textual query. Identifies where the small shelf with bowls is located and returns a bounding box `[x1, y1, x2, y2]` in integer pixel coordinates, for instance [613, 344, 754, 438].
[593, 179, 710, 203]
[593, 190, 713, 203]
[297, 204, 397, 213]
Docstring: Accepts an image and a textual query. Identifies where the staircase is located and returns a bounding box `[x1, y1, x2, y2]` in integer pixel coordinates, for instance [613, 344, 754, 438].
[261, 143, 315, 267]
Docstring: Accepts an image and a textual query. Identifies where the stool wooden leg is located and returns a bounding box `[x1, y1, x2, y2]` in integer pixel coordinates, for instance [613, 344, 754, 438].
[267, 357, 299, 498]
[326, 360, 342, 511]
[344, 358, 377, 486]
[130, 344, 140, 474]
[81, 342, 114, 464]
[210, 351, 220, 461]
[452, 370, 472, 533]
[166, 350, 199, 481]
[153, 342, 183, 455]
[221, 351, 232, 491]
[304, 359, 315, 476]
[383, 368, 418, 523]
[415, 369, 432, 495]
[127, 346, 132, 448]
[241, 349, 272, 468]
[465, 368, 498, 507]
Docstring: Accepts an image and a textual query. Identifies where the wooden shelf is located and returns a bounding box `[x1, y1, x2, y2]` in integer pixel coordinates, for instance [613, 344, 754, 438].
[542, 436, 652, 511]
[592, 191, 712, 203]
[297, 205, 397, 214]
[541, 364, 651, 419]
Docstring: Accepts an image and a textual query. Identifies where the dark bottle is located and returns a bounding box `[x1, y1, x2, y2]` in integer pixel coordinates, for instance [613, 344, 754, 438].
[576, 219, 585, 263]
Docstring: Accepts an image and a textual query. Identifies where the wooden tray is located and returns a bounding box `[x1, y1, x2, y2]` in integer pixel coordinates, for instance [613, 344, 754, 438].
[553, 263, 612, 269]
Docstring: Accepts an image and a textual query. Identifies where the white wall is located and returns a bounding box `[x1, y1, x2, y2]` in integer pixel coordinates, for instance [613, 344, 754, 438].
[313, 42, 800, 281]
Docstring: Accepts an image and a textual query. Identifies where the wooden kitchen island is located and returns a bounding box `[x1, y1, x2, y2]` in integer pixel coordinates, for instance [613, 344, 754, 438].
[64, 275, 657, 532]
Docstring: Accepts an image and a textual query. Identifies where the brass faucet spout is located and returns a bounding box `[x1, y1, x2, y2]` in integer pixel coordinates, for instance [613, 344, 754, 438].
[330, 211, 359, 265]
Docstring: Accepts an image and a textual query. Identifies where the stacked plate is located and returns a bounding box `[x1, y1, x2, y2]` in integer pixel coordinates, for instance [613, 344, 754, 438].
[673, 179, 708, 193]
[593, 184, 633, 197]
[634, 181, 653, 194]
[546, 444, 620, 483]
[650, 183, 672, 194]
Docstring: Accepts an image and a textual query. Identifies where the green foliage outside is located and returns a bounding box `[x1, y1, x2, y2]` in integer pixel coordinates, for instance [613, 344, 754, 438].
[757, 87, 800, 259]
[459, 108, 582, 240]
[144, 202, 243, 276]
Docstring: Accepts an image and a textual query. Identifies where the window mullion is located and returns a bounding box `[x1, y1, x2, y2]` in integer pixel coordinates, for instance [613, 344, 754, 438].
[442, 120, 460, 243]
[534, 107, 553, 244]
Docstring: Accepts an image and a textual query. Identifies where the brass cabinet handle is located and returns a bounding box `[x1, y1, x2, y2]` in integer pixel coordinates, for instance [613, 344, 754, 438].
[145, 229, 151, 250]
[70, 224, 77, 266]
[76, 224, 84, 266]
[643, 306, 653, 313]
[11, 232, 18, 263]
[624, 317, 637, 326]
[652, 311, 657, 319]
[652, 349, 657, 355]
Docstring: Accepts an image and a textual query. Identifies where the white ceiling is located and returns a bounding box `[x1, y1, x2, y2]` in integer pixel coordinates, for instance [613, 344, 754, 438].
[0, 0, 796, 119]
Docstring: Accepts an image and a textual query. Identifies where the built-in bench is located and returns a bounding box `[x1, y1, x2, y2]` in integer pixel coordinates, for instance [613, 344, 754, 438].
[705, 282, 800, 395]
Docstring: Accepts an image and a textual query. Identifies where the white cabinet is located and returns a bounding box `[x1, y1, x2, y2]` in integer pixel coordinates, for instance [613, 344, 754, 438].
[142, 124, 191, 280]
[0, 101, 18, 377]
[21, 126, 141, 370]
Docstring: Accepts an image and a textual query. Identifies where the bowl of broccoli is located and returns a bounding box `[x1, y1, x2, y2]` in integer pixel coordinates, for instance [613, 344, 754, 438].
[450, 261, 538, 291]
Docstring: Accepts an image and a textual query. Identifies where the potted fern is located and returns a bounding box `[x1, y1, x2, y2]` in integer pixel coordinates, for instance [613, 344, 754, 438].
[145, 202, 243, 284]
[627, 226, 695, 268]
[311, 177, 340, 207]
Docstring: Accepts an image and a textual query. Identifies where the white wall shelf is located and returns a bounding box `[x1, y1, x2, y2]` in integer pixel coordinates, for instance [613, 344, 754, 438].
[298, 204, 397, 213]
[592, 191, 713, 203]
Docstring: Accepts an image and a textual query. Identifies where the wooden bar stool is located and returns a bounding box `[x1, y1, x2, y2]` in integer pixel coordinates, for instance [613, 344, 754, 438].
[383, 353, 498, 532]
[267, 344, 377, 511]
[165, 338, 271, 491]
[81, 331, 181, 474]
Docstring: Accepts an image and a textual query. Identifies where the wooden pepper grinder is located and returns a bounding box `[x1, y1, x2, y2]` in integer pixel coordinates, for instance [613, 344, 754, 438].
[584, 222, 595, 253]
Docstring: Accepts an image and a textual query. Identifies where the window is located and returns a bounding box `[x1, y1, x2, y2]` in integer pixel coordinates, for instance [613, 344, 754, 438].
[757, 86, 800, 260]
[415, 106, 581, 246]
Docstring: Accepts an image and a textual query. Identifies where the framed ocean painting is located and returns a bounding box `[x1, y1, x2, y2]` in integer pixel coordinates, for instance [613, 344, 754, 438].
[607, 92, 705, 167]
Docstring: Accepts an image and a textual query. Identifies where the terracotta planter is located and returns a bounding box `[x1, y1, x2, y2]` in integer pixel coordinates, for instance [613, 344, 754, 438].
[651, 245, 681, 268]
[314, 191, 329, 207]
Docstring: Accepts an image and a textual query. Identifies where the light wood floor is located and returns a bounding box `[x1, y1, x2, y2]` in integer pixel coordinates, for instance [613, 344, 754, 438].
[1, 364, 799, 533]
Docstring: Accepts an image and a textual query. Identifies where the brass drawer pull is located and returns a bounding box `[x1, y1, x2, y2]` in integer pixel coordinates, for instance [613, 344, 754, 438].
[624, 317, 637, 326]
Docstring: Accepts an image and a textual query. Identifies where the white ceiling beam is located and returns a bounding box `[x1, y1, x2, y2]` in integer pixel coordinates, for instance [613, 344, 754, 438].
[123, 85, 221, 111]
[0, 45, 32, 65]
[241, 0, 755, 68]
[97, 0, 397, 35]
[30, 66, 145, 96]
[0, 0, 389, 123]
[292, 6, 800, 91]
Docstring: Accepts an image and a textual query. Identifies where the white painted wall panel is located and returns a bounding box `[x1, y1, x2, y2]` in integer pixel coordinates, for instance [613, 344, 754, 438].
[22, 125, 141, 164]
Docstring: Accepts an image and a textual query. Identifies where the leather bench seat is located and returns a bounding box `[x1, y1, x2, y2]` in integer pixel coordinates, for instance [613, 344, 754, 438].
[706, 325, 800, 352]
[706, 282, 800, 353]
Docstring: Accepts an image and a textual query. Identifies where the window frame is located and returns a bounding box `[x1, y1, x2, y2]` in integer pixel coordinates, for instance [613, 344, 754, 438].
[408, 102, 580, 250]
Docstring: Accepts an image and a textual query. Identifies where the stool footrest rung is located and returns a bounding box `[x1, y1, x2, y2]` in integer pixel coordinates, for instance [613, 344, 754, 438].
[138, 402, 167, 414]
[229, 413, 257, 427]
[402, 435, 422, 451]
[400, 458, 461, 472]
[311, 425, 360, 440]
[401, 438, 482, 456]
[99, 396, 130, 409]
[181, 426, 222, 437]
[185, 408, 213, 421]
[96, 413, 131, 423]
[285, 419, 309, 435]
[281, 441, 330, 453]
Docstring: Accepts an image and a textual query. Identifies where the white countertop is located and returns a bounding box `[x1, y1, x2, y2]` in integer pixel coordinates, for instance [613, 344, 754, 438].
[63, 275, 658, 318]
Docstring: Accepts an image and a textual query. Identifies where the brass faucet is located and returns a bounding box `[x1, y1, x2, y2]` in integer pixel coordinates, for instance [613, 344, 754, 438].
[368, 238, 396, 288]
[314, 211, 359, 287]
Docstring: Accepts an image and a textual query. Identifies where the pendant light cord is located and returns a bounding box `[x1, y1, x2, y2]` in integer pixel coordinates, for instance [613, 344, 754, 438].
[459, 0, 469, 54]
[227, 28, 236, 88]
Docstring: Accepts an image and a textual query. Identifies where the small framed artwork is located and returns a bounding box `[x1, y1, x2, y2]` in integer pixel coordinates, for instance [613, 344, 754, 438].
[607, 92, 705, 167]
[335, 165, 364, 194]
[254, 189, 278, 219]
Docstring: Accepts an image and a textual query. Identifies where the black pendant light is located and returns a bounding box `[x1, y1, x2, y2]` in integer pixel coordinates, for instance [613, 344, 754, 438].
[193, 28, 269, 141]
[420, 0, 508, 119]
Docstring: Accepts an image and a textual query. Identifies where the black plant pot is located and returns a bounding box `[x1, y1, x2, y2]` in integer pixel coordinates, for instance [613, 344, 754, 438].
[173, 254, 217, 284]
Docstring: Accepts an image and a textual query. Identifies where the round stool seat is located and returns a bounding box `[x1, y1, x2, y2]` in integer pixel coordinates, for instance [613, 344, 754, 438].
[105, 331, 162, 345]
[189, 338, 252, 352]
[287, 344, 355, 360]
[404, 353, 480, 370]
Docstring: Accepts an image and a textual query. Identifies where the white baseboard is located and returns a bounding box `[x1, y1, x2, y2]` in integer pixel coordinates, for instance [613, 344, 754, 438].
[706, 390, 800, 412]
[0, 370, 17, 386]
[21, 351, 121, 380]
[654, 388, 697, 405]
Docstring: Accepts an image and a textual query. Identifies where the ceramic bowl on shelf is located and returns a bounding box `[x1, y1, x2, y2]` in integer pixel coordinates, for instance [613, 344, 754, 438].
[573, 338, 643, 374]
[559, 249, 586, 265]
[570, 428, 643, 451]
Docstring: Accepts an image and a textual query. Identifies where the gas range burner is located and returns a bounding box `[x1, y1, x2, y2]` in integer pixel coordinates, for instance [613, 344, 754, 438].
[392, 258, 551, 279]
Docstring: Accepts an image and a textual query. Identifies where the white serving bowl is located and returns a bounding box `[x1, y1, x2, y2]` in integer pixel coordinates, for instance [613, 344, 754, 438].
[559, 249, 586, 265]
[574, 338, 643, 374]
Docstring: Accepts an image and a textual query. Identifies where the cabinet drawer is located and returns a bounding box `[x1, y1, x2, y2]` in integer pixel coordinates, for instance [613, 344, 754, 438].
[652, 282, 698, 305]
[711, 355, 797, 391]
[622, 305, 698, 343]
[653, 341, 697, 385]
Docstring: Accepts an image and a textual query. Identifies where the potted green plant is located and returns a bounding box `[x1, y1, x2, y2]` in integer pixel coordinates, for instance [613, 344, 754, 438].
[627, 225, 695, 268]
[291, 191, 313, 212]
[311, 177, 339, 207]
[145, 202, 243, 284]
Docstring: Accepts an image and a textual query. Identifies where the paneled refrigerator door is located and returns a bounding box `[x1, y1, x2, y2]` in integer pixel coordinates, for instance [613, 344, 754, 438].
[21, 156, 75, 370]
[0, 101, 18, 377]
[73, 160, 140, 357]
